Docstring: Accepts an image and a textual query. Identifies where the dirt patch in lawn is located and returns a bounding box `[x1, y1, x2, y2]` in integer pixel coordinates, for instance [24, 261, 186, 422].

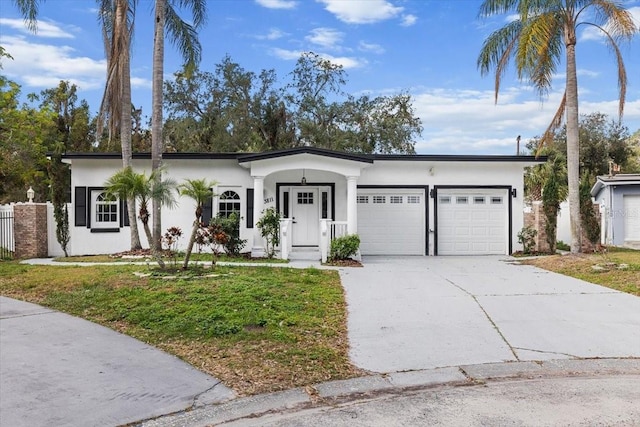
[521, 249, 640, 297]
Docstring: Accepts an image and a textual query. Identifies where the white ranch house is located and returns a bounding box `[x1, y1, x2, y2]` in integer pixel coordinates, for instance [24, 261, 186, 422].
[62, 147, 543, 260]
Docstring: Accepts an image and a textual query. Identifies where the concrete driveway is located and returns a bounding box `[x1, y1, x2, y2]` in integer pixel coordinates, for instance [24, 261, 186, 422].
[339, 256, 640, 373]
[0, 297, 235, 427]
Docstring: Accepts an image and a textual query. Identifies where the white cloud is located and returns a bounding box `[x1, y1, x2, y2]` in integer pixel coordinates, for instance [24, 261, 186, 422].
[306, 28, 344, 49]
[0, 18, 75, 38]
[401, 14, 417, 27]
[131, 77, 152, 89]
[255, 0, 297, 10]
[270, 48, 365, 69]
[408, 86, 566, 153]
[358, 41, 385, 54]
[316, 0, 403, 24]
[256, 28, 287, 40]
[0, 35, 105, 90]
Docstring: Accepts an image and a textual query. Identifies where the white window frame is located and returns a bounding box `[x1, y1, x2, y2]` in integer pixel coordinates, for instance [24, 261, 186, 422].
[92, 190, 119, 229]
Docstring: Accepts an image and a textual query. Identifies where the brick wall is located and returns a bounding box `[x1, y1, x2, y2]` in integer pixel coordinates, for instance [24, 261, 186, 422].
[523, 201, 600, 253]
[14, 203, 48, 258]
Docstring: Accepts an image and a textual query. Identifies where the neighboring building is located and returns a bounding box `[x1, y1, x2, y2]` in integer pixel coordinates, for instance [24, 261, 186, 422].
[62, 147, 543, 259]
[591, 174, 640, 249]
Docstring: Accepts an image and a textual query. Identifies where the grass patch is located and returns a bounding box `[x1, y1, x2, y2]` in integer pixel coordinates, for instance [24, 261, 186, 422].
[521, 247, 640, 296]
[53, 252, 288, 264]
[0, 262, 362, 395]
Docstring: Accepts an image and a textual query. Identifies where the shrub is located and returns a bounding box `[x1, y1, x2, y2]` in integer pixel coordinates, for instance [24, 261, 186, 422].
[256, 207, 281, 258]
[556, 240, 570, 251]
[517, 226, 537, 254]
[210, 211, 246, 256]
[329, 234, 360, 260]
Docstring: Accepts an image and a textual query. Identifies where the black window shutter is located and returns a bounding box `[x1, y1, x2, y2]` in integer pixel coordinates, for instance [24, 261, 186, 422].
[202, 190, 213, 225]
[283, 192, 289, 218]
[246, 188, 254, 228]
[120, 199, 130, 227]
[74, 187, 87, 227]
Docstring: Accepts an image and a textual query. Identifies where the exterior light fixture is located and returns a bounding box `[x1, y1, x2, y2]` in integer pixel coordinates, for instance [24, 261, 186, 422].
[301, 169, 307, 185]
[27, 186, 35, 203]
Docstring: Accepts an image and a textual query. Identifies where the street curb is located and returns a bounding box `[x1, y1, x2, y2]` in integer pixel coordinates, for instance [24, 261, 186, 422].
[136, 358, 640, 427]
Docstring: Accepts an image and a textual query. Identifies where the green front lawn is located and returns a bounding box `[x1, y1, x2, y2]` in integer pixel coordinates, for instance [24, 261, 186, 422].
[53, 252, 289, 264]
[0, 263, 362, 395]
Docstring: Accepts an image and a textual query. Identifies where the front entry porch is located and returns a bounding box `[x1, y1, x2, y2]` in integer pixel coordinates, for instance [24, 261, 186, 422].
[239, 148, 371, 261]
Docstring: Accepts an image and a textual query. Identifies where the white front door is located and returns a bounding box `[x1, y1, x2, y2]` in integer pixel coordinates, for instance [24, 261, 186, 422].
[292, 188, 319, 246]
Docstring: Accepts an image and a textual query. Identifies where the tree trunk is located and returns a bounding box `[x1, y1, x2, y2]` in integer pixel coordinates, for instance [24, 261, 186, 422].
[142, 216, 165, 268]
[151, 0, 165, 254]
[565, 39, 582, 253]
[183, 220, 198, 269]
[117, 0, 141, 250]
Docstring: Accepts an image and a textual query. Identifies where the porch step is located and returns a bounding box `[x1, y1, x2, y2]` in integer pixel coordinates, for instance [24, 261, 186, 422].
[289, 247, 321, 261]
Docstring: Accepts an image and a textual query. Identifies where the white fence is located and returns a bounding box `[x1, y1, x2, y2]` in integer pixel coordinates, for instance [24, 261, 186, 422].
[0, 204, 15, 258]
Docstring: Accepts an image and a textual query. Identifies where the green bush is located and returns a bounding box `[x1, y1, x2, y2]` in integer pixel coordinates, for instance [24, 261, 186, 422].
[517, 226, 537, 254]
[256, 207, 281, 258]
[329, 234, 360, 260]
[556, 240, 570, 251]
[210, 211, 246, 256]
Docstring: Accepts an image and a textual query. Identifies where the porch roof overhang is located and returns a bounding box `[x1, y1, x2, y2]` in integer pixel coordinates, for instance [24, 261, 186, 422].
[238, 147, 373, 177]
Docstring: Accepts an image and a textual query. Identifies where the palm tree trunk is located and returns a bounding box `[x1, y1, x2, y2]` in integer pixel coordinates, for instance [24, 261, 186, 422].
[142, 217, 165, 268]
[565, 37, 582, 253]
[183, 220, 198, 269]
[151, 0, 165, 254]
[116, 0, 141, 250]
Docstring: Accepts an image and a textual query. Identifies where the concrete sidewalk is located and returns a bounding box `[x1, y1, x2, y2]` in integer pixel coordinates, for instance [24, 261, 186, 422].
[0, 297, 235, 427]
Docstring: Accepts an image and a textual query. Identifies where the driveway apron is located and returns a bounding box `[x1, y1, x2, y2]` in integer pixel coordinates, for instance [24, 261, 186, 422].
[339, 256, 640, 373]
[0, 297, 235, 427]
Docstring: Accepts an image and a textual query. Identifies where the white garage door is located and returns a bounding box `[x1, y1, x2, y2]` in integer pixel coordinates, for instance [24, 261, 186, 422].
[357, 189, 425, 255]
[623, 195, 640, 241]
[437, 189, 508, 255]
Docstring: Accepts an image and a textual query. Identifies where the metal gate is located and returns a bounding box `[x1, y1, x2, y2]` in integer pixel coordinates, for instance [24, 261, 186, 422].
[0, 209, 15, 259]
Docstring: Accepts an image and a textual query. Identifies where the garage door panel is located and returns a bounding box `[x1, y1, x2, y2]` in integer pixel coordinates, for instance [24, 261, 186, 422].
[438, 189, 508, 255]
[358, 189, 425, 255]
[624, 195, 640, 241]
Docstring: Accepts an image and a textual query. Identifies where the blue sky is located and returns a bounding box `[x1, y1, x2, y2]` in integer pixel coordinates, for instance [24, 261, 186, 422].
[1, 0, 639, 155]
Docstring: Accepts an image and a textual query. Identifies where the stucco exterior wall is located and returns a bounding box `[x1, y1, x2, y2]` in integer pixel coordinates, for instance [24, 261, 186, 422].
[69, 158, 253, 256]
[67, 155, 532, 256]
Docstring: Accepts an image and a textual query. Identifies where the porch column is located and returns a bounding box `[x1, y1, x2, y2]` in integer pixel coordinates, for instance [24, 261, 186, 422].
[346, 176, 358, 235]
[251, 176, 265, 257]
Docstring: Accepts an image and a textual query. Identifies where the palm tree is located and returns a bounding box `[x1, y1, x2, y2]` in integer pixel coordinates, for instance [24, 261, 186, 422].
[178, 178, 215, 270]
[151, 0, 206, 253]
[97, 0, 142, 251]
[477, 0, 637, 253]
[105, 166, 177, 266]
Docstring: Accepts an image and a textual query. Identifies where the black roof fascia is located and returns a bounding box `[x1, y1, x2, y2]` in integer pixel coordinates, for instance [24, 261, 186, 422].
[237, 147, 374, 164]
[369, 154, 546, 162]
[60, 150, 546, 164]
[60, 152, 241, 160]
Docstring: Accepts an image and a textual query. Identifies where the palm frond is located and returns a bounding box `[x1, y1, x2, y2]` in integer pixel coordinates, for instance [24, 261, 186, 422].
[478, 0, 520, 18]
[537, 90, 566, 155]
[13, 0, 41, 32]
[477, 20, 522, 103]
[164, 3, 202, 76]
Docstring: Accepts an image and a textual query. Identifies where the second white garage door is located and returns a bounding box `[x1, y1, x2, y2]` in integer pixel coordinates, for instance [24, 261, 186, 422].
[357, 189, 426, 255]
[623, 195, 640, 242]
[437, 189, 508, 255]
